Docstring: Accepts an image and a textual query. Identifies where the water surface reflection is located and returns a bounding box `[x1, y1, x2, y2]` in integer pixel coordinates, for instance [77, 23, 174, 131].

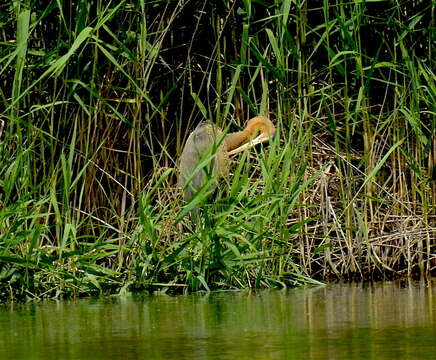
[1, 281, 435, 359]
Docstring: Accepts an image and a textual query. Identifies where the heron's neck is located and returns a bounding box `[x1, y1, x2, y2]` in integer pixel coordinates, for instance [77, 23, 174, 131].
[224, 130, 250, 152]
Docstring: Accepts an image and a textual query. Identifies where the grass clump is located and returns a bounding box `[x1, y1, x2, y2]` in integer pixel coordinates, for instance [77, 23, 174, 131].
[0, 0, 434, 302]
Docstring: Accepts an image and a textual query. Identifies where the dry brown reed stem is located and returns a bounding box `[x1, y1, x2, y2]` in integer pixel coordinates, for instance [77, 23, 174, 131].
[0, 119, 4, 140]
[288, 129, 435, 279]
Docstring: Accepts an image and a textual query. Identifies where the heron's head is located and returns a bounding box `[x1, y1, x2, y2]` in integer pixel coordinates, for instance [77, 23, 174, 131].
[228, 116, 276, 155]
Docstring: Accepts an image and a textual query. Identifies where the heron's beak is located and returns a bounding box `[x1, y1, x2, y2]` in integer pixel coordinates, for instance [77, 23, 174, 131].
[228, 133, 271, 155]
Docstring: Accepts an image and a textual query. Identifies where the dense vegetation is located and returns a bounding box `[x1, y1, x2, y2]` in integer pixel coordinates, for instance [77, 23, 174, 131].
[0, 0, 434, 302]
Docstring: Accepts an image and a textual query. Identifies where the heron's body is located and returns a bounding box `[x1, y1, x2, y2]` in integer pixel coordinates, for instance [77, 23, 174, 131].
[179, 116, 275, 200]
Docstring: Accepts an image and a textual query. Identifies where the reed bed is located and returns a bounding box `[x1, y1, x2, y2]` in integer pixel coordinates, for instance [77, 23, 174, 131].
[0, 0, 434, 301]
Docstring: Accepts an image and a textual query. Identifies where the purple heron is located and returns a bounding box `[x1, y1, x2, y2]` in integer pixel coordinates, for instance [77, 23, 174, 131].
[179, 116, 276, 200]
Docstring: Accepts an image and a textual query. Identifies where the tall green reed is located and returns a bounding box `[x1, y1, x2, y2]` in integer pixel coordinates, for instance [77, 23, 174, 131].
[0, 0, 434, 301]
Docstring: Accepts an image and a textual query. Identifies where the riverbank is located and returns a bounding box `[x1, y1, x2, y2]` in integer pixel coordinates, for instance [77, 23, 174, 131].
[0, 1, 434, 302]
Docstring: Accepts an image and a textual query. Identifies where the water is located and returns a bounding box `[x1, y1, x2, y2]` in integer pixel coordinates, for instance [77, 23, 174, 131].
[1, 281, 435, 359]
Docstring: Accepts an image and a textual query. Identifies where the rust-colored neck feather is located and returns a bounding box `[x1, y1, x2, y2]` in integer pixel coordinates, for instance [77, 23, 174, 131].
[225, 116, 275, 152]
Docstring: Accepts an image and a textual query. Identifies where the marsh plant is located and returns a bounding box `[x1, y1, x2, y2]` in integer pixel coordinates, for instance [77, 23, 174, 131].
[0, 0, 434, 301]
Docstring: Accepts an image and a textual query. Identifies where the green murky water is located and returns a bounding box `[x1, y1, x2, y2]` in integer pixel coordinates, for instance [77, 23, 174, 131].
[1, 281, 435, 359]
